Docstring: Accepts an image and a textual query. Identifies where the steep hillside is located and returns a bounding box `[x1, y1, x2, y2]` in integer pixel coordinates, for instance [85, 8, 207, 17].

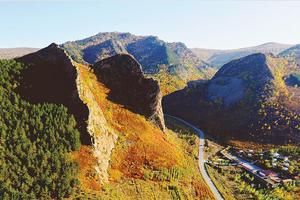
[164, 53, 300, 144]
[193, 42, 293, 68]
[1, 44, 214, 199]
[61, 32, 215, 95]
[83, 39, 127, 64]
[0, 47, 39, 59]
[93, 54, 165, 130]
[16, 43, 90, 144]
[73, 62, 214, 199]
[0, 59, 81, 199]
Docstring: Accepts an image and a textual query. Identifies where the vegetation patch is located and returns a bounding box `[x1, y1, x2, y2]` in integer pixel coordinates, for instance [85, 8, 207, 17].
[74, 64, 214, 199]
[0, 60, 81, 199]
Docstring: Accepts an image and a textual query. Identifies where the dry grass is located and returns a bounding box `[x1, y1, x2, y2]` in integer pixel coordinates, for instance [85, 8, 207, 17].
[76, 64, 182, 178]
[70, 145, 101, 191]
[73, 63, 214, 199]
[206, 165, 245, 200]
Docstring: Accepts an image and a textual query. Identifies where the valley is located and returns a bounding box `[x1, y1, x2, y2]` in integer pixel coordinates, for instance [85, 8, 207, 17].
[0, 32, 299, 200]
[2, 0, 300, 199]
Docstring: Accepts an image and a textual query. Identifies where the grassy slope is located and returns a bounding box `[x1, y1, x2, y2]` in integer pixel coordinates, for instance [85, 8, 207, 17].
[71, 64, 214, 199]
[151, 67, 216, 96]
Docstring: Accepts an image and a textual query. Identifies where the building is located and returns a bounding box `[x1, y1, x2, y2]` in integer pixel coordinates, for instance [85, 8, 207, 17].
[263, 170, 278, 177]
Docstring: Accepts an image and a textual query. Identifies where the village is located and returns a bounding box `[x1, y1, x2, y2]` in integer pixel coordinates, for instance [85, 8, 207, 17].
[206, 145, 300, 189]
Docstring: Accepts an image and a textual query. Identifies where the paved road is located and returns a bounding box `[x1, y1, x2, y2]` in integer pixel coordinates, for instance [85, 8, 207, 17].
[165, 114, 224, 200]
[221, 149, 277, 186]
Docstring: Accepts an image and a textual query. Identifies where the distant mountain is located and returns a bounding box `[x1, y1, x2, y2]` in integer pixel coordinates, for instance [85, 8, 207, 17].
[192, 42, 293, 68]
[164, 53, 300, 144]
[0, 47, 39, 59]
[191, 48, 221, 62]
[61, 32, 215, 95]
[279, 44, 300, 65]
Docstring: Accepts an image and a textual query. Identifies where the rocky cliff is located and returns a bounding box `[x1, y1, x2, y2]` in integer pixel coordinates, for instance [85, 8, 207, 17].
[93, 54, 165, 130]
[17, 43, 90, 144]
[16, 44, 167, 183]
[75, 64, 118, 183]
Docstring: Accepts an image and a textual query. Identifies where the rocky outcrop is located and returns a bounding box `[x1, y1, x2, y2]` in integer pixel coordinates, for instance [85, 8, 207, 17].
[75, 65, 118, 183]
[17, 43, 118, 183]
[17, 43, 91, 144]
[93, 54, 166, 130]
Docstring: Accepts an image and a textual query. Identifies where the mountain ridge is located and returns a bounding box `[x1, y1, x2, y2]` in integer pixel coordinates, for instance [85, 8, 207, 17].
[16, 43, 91, 144]
[61, 32, 215, 95]
[192, 42, 293, 68]
[163, 53, 300, 144]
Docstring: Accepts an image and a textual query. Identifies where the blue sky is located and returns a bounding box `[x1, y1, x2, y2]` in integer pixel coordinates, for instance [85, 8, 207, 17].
[1, 0, 300, 49]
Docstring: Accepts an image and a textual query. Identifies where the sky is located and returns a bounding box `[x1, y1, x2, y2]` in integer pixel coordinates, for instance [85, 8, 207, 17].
[0, 0, 300, 49]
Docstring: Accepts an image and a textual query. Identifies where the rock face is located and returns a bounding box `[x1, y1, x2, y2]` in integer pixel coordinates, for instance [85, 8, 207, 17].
[17, 43, 91, 144]
[93, 54, 165, 130]
[164, 53, 300, 144]
[208, 53, 275, 105]
[75, 65, 118, 183]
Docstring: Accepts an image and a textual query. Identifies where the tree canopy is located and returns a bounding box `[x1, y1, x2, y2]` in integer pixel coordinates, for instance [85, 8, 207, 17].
[0, 59, 81, 199]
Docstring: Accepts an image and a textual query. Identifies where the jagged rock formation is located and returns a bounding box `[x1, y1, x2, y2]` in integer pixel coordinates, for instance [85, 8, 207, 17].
[75, 65, 118, 183]
[17, 43, 119, 183]
[16, 43, 91, 144]
[93, 54, 166, 130]
[164, 53, 300, 144]
[15, 43, 167, 184]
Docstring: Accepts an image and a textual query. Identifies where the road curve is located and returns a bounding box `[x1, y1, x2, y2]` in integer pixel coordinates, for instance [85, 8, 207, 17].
[165, 114, 224, 200]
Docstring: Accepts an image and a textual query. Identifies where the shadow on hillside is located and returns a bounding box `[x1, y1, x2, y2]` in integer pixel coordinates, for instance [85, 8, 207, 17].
[16, 54, 92, 145]
[92, 55, 161, 121]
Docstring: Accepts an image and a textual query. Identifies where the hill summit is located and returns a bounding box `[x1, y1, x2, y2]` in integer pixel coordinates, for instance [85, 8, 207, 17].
[164, 53, 300, 144]
[17, 43, 90, 144]
[93, 54, 165, 130]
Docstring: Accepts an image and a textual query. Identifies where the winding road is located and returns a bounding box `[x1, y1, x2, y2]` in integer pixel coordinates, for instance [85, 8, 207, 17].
[165, 114, 224, 200]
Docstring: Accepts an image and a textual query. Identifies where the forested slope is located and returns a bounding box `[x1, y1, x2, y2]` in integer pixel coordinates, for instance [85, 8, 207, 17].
[0, 60, 81, 199]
